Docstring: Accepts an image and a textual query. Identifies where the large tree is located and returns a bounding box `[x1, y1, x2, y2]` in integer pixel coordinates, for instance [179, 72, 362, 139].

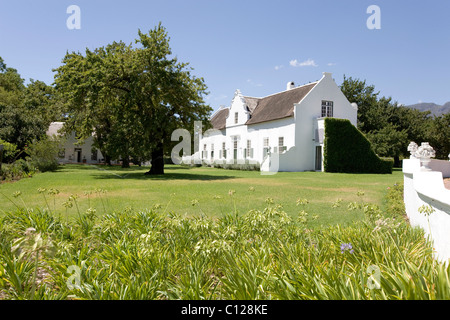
[427, 113, 450, 160]
[0, 57, 60, 151]
[54, 24, 212, 173]
[339, 76, 443, 166]
[339, 75, 379, 132]
[365, 123, 408, 167]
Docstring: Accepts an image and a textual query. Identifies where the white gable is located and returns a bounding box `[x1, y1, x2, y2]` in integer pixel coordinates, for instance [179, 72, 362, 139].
[226, 90, 251, 128]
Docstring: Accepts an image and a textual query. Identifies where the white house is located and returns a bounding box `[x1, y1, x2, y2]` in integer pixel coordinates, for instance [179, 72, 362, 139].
[193, 72, 358, 172]
[46, 122, 106, 164]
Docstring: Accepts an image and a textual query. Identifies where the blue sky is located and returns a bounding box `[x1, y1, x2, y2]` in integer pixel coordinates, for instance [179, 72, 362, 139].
[1, 0, 449, 113]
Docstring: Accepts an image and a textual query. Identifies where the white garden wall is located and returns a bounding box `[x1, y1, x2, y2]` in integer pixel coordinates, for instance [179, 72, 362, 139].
[403, 158, 450, 262]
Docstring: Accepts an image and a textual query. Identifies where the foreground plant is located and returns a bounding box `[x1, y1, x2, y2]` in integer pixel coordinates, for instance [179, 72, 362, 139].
[0, 183, 448, 300]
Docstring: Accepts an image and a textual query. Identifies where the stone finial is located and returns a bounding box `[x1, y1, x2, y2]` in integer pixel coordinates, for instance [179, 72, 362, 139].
[407, 142, 418, 159]
[415, 142, 435, 171]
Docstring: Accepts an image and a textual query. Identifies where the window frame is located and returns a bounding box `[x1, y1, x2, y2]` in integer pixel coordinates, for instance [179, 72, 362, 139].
[278, 137, 286, 153]
[321, 100, 334, 118]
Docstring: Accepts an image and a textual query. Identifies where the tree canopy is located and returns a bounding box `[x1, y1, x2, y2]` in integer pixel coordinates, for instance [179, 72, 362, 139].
[340, 76, 449, 164]
[0, 58, 61, 151]
[53, 23, 212, 173]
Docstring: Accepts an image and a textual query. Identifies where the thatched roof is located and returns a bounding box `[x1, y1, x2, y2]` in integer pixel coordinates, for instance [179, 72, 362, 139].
[210, 108, 229, 130]
[209, 82, 317, 129]
[245, 82, 317, 125]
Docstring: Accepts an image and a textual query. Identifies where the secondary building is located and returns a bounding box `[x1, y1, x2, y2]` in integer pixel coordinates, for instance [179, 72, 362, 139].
[46, 122, 105, 164]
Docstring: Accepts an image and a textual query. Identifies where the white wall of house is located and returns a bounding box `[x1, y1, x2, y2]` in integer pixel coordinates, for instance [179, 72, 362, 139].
[59, 132, 105, 164]
[196, 72, 357, 172]
[200, 102, 296, 167]
[47, 122, 106, 164]
[226, 90, 251, 128]
[292, 72, 358, 172]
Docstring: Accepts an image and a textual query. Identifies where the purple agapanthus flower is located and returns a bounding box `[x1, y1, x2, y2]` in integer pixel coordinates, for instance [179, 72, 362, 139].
[340, 243, 354, 254]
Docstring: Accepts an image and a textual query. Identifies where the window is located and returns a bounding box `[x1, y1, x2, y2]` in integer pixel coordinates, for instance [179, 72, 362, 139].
[203, 144, 207, 159]
[211, 144, 214, 160]
[278, 137, 286, 153]
[234, 112, 238, 124]
[91, 148, 98, 161]
[321, 100, 333, 118]
[246, 140, 253, 158]
[233, 137, 238, 160]
[222, 142, 227, 159]
[263, 137, 269, 158]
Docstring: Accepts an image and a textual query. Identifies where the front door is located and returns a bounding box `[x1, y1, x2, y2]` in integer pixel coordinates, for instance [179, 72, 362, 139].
[75, 148, 82, 163]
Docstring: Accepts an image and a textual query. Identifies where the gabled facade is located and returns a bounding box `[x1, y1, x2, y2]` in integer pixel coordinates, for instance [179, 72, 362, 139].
[46, 122, 107, 164]
[195, 72, 358, 172]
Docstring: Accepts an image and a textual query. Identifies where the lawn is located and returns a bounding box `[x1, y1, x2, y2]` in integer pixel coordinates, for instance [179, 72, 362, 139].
[2, 164, 447, 301]
[0, 164, 403, 227]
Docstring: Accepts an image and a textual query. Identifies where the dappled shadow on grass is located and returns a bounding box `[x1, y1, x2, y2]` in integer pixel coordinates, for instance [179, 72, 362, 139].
[90, 171, 237, 181]
[55, 164, 237, 181]
[56, 164, 112, 172]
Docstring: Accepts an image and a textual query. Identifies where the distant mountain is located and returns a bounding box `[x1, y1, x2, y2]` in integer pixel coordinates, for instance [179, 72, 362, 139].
[404, 102, 450, 116]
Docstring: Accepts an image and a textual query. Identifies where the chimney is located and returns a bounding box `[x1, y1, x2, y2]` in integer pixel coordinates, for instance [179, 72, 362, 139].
[286, 81, 295, 90]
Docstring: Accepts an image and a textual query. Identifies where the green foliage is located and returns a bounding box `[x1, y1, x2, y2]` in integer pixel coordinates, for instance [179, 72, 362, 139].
[426, 113, 450, 160]
[53, 23, 212, 172]
[365, 124, 408, 159]
[384, 182, 405, 218]
[212, 160, 260, 171]
[0, 159, 36, 182]
[340, 75, 449, 161]
[26, 136, 63, 172]
[0, 57, 62, 151]
[339, 75, 379, 132]
[323, 118, 393, 174]
[1, 183, 449, 300]
[0, 139, 19, 163]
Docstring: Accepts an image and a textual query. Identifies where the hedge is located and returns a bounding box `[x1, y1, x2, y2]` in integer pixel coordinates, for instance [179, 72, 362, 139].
[323, 118, 393, 174]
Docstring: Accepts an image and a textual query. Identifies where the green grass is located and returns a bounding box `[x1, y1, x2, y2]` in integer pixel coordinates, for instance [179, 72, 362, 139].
[0, 164, 402, 227]
[0, 191, 445, 300]
[2, 165, 448, 301]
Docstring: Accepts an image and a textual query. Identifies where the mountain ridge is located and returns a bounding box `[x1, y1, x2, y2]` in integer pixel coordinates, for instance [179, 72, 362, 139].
[404, 101, 450, 116]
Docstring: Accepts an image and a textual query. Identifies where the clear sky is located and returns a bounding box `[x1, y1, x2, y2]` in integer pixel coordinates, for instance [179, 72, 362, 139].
[1, 0, 449, 113]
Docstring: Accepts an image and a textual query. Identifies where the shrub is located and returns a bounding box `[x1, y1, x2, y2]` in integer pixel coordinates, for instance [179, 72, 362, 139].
[323, 118, 393, 174]
[0, 139, 19, 163]
[1, 186, 448, 300]
[213, 160, 260, 171]
[0, 159, 36, 182]
[26, 135, 63, 172]
[384, 182, 406, 218]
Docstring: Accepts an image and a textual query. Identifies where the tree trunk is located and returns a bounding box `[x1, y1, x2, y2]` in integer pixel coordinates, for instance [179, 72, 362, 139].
[105, 154, 112, 166]
[393, 155, 401, 168]
[122, 156, 130, 168]
[146, 142, 164, 175]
